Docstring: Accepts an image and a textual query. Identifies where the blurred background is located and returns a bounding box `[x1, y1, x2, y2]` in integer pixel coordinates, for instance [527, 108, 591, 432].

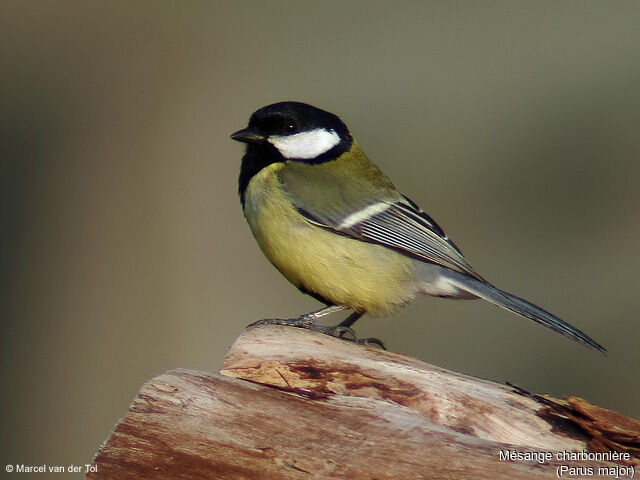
[2, 1, 639, 475]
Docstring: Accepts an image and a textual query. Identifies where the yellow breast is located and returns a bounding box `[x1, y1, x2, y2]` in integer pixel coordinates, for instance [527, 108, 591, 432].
[243, 163, 417, 316]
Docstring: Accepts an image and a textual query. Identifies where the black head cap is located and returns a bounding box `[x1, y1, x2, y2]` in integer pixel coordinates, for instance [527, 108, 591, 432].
[231, 101, 352, 163]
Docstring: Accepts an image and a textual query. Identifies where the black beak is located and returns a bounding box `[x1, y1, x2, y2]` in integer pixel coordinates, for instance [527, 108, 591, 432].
[230, 127, 266, 144]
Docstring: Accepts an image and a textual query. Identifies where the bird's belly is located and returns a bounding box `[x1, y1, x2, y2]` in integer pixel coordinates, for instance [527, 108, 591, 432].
[244, 168, 417, 316]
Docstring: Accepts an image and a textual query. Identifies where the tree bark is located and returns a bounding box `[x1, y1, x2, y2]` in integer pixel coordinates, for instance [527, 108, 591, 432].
[86, 325, 639, 479]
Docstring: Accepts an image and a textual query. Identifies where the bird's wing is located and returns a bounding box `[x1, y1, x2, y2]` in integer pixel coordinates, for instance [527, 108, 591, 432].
[277, 161, 605, 353]
[277, 162, 483, 279]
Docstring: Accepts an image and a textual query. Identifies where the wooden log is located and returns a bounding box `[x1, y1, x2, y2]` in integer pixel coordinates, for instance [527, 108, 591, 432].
[86, 325, 639, 479]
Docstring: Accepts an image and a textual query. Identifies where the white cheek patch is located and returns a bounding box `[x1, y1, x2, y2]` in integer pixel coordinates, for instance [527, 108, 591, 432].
[269, 129, 340, 159]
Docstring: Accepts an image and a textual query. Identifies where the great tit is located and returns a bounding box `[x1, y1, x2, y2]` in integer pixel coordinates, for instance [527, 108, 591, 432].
[231, 101, 604, 353]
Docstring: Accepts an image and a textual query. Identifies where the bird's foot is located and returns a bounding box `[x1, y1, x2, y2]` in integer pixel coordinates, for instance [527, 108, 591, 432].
[248, 315, 316, 329]
[248, 305, 345, 329]
[248, 316, 386, 349]
[302, 325, 386, 349]
[357, 337, 386, 349]
[325, 325, 358, 341]
[248, 316, 357, 339]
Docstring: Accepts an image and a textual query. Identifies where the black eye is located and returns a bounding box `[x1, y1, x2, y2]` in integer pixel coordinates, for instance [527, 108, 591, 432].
[284, 121, 298, 135]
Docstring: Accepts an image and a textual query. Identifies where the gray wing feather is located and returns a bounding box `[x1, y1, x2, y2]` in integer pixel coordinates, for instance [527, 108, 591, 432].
[295, 191, 482, 279]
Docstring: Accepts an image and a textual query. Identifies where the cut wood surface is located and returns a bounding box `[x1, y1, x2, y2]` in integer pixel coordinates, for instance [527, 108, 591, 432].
[86, 325, 640, 479]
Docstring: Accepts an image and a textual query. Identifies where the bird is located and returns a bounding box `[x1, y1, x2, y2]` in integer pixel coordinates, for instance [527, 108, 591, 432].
[230, 101, 605, 353]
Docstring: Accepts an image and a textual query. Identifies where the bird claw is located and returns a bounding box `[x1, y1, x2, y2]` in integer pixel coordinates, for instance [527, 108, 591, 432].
[329, 325, 358, 341]
[357, 337, 387, 349]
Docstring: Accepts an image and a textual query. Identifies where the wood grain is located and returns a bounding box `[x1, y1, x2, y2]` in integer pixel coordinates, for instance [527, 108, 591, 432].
[86, 325, 639, 479]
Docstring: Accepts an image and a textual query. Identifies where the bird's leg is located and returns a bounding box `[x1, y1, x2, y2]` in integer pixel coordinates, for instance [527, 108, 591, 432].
[338, 311, 362, 328]
[249, 307, 386, 349]
[249, 306, 360, 341]
[330, 311, 363, 341]
[337, 312, 386, 349]
[248, 305, 348, 329]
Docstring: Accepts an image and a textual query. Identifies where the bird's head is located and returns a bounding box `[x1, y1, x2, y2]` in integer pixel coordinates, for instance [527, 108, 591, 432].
[231, 101, 352, 163]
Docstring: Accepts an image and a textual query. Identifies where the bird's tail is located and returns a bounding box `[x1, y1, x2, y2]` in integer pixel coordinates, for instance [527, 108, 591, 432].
[442, 270, 606, 353]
